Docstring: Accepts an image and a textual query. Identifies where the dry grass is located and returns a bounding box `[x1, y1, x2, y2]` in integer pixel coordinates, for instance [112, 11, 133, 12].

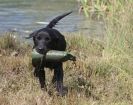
[0, 1, 132, 104]
[0, 33, 133, 105]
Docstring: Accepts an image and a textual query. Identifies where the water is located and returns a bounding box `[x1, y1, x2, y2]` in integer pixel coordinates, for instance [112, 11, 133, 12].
[0, 0, 105, 39]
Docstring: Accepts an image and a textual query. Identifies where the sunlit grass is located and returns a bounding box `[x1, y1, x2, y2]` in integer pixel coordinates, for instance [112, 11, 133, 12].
[0, 1, 133, 102]
[80, 0, 133, 19]
[0, 32, 20, 50]
[0, 32, 133, 105]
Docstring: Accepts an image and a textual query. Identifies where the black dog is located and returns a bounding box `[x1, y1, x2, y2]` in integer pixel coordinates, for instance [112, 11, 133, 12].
[26, 11, 72, 95]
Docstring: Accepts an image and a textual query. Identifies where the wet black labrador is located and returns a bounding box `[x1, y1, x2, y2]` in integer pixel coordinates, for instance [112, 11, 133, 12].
[26, 11, 72, 95]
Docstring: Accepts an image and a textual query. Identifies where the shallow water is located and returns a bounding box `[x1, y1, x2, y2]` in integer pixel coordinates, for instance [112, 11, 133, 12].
[0, 0, 105, 38]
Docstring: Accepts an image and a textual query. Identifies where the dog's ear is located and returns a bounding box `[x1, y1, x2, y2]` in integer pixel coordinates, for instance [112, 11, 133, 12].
[25, 31, 37, 39]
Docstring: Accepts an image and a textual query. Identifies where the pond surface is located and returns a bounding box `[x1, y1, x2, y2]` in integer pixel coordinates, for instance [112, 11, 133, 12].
[0, 0, 105, 39]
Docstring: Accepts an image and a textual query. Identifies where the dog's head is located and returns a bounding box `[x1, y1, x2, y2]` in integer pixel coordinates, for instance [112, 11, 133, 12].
[34, 31, 51, 54]
[28, 30, 57, 54]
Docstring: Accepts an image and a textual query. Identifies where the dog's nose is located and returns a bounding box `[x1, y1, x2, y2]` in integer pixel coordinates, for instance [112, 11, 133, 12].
[37, 47, 44, 53]
[39, 48, 44, 52]
[39, 47, 43, 50]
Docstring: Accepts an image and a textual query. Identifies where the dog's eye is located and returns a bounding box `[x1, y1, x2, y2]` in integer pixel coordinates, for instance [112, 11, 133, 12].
[37, 36, 41, 40]
[45, 37, 50, 41]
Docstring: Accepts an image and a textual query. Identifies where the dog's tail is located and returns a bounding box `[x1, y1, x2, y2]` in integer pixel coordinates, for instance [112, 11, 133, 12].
[46, 11, 72, 28]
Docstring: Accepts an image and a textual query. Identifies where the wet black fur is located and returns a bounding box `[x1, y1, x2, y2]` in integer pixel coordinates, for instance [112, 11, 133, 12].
[27, 11, 72, 95]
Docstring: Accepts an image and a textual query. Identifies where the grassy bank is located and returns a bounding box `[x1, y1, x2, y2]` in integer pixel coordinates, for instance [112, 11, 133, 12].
[0, 32, 133, 105]
[0, 0, 133, 104]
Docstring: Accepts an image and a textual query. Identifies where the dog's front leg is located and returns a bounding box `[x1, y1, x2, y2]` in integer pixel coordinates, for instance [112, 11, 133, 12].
[36, 68, 47, 91]
[54, 63, 64, 96]
[34, 67, 39, 77]
[34, 67, 46, 90]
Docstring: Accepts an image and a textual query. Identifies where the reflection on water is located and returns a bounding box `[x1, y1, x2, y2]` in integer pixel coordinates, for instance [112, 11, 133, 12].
[0, 0, 105, 39]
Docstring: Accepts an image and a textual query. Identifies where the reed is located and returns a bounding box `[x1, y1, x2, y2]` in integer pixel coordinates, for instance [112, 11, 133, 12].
[0, 32, 20, 50]
[80, 0, 132, 19]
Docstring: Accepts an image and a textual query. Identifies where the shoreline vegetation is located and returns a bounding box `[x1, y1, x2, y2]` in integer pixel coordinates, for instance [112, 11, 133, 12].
[0, 0, 133, 105]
